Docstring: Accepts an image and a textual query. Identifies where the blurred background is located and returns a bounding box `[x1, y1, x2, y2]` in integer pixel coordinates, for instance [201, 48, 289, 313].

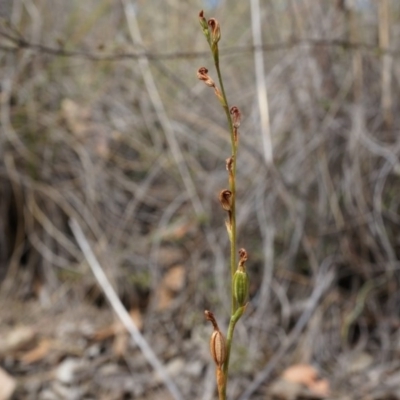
[1, 0, 400, 399]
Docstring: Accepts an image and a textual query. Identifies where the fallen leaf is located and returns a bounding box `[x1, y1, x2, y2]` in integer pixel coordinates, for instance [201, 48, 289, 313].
[281, 364, 330, 398]
[156, 285, 174, 311]
[163, 266, 185, 292]
[269, 378, 303, 400]
[0, 367, 16, 400]
[19, 338, 52, 365]
[112, 331, 128, 358]
[92, 309, 143, 341]
[0, 326, 36, 357]
[156, 266, 185, 310]
[282, 364, 318, 387]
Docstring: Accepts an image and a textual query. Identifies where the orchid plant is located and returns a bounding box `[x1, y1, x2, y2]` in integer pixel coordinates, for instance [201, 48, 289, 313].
[198, 11, 250, 400]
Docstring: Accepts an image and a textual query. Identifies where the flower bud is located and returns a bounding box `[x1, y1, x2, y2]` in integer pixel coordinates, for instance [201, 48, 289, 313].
[197, 67, 215, 88]
[199, 10, 211, 42]
[199, 10, 208, 30]
[238, 248, 248, 267]
[230, 106, 241, 129]
[233, 266, 249, 307]
[219, 189, 232, 212]
[208, 18, 221, 45]
[226, 156, 234, 173]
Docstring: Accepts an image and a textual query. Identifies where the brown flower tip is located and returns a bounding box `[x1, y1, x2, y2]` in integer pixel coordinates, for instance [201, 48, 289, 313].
[239, 248, 248, 267]
[205, 310, 219, 330]
[197, 67, 215, 88]
[230, 106, 241, 128]
[199, 10, 209, 32]
[219, 189, 232, 212]
[197, 67, 207, 77]
[208, 18, 221, 44]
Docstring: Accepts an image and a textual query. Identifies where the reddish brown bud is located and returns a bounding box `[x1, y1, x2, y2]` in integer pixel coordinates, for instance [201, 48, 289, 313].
[226, 156, 234, 173]
[197, 67, 215, 88]
[219, 189, 232, 212]
[238, 248, 248, 267]
[230, 106, 241, 128]
[208, 18, 221, 44]
[197, 66, 208, 78]
[199, 11, 206, 27]
[199, 10, 210, 39]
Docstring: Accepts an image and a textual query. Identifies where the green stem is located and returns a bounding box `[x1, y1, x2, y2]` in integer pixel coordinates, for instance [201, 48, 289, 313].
[221, 319, 236, 399]
[221, 307, 244, 399]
